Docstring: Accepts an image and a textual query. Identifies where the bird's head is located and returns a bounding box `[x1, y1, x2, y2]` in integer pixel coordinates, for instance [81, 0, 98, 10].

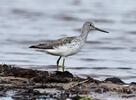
[82, 21, 109, 33]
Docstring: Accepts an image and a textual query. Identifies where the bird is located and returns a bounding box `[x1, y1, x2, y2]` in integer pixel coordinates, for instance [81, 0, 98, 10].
[29, 21, 109, 72]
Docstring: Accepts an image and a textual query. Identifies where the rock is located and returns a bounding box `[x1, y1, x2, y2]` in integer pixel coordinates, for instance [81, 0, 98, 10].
[32, 71, 74, 83]
[50, 71, 73, 78]
[130, 82, 136, 85]
[122, 88, 132, 94]
[104, 77, 125, 84]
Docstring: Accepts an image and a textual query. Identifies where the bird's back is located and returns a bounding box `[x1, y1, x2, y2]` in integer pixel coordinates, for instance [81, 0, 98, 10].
[29, 36, 76, 49]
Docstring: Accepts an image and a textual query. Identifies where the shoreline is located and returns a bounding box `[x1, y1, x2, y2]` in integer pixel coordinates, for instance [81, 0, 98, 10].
[0, 64, 136, 100]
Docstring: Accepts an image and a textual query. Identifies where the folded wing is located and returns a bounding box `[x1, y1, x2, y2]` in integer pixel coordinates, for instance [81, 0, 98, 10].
[29, 37, 75, 49]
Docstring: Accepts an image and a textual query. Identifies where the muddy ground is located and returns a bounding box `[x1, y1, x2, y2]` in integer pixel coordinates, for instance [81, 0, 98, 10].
[0, 64, 136, 100]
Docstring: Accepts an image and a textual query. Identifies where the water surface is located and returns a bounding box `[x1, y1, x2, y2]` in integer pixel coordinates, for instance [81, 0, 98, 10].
[0, 0, 136, 83]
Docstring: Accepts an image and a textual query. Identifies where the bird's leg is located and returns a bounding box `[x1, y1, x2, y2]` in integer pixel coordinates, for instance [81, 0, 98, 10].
[62, 58, 65, 72]
[57, 56, 61, 71]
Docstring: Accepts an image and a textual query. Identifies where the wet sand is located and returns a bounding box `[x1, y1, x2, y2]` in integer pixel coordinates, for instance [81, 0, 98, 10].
[0, 64, 136, 100]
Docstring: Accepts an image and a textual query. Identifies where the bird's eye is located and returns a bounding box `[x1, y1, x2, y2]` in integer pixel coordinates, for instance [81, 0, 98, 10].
[90, 24, 92, 26]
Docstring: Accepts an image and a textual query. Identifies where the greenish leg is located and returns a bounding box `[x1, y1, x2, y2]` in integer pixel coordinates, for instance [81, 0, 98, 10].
[62, 58, 65, 72]
[57, 56, 61, 71]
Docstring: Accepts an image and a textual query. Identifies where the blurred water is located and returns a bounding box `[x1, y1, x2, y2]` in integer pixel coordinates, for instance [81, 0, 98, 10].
[0, 0, 136, 83]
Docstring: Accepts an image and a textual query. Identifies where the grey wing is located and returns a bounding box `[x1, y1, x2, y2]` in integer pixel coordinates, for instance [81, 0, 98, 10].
[29, 37, 76, 49]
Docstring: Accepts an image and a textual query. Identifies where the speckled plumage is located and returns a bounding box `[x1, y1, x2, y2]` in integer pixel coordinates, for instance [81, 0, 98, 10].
[30, 37, 75, 49]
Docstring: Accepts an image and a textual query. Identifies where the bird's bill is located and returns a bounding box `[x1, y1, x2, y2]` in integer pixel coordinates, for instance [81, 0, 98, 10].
[95, 27, 109, 33]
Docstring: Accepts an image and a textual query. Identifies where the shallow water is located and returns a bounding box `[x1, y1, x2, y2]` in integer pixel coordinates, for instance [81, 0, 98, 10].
[0, 0, 136, 83]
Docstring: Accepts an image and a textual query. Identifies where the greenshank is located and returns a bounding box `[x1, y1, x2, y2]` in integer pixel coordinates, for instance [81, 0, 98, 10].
[30, 21, 109, 72]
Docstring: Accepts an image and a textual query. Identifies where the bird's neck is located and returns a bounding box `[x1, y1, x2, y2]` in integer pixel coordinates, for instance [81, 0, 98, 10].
[79, 29, 90, 40]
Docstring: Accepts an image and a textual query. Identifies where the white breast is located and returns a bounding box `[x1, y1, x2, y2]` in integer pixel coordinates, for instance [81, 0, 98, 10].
[44, 39, 85, 57]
